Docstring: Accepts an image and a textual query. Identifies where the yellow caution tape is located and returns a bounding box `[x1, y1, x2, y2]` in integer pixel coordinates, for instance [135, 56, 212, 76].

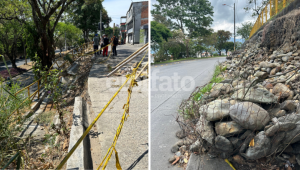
[56, 49, 148, 170]
[97, 50, 148, 170]
[225, 159, 236, 170]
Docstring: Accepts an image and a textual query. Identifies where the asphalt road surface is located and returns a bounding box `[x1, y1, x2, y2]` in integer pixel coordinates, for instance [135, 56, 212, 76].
[151, 57, 226, 170]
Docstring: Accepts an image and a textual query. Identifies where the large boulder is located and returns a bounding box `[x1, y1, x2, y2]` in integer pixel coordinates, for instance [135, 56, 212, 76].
[231, 87, 277, 103]
[265, 122, 296, 137]
[195, 115, 215, 145]
[242, 131, 271, 160]
[278, 113, 300, 123]
[229, 102, 270, 130]
[199, 99, 231, 121]
[215, 121, 244, 137]
[273, 83, 294, 100]
[215, 136, 233, 152]
[282, 122, 300, 144]
[210, 83, 232, 94]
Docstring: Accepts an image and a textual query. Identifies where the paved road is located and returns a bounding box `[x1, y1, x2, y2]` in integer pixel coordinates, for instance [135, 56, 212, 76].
[151, 57, 227, 170]
[0, 49, 66, 72]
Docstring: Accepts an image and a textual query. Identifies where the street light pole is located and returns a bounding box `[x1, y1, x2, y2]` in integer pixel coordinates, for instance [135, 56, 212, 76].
[234, 3, 235, 51]
[223, 3, 236, 51]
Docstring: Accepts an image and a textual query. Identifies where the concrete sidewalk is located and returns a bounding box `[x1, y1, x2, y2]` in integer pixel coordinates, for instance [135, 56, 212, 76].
[88, 44, 148, 169]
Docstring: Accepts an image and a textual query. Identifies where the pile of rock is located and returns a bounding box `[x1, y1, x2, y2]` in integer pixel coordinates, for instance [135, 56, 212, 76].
[182, 42, 300, 168]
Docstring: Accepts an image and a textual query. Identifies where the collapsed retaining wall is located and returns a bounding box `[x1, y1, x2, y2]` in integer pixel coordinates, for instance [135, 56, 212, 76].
[175, 4, 300, 169]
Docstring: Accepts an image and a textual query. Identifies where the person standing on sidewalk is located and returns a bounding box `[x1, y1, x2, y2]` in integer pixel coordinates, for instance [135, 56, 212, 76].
[103, 34, 109, 57]
[112, 36, 118, 56]
[93, 34, 100, 56]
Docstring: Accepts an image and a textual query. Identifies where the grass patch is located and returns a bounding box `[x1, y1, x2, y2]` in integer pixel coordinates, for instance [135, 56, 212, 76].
[151, 56, 226, 65]
[34, 110, 56, 125]
[193, 65, 227, 101]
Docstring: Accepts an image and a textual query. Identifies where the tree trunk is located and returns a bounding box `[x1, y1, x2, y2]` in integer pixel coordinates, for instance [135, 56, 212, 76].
[22, 40, 27, 65]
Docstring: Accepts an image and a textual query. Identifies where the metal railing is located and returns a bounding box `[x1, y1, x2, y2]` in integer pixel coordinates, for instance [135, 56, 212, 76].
[249, 0, 295, 38]
[0, 42, 94, 117]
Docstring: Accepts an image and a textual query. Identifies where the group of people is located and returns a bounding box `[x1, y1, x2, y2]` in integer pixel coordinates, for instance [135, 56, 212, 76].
[93, 34, 119, 57]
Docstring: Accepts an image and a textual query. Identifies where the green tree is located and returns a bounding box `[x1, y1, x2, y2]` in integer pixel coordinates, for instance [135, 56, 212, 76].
[151, 21, 172, 53]
[200, 32, 217, 56]
[54, 22, 82, 51]
[152, 14, 172, 28]
[152, 0, 213, 37]
[0, 20, 24, 68]
[237, 21, 254, 40]
[215, 30, 231, 56]
[152, 0, 214, 57]
[151, 21, 172, 44]
[244, 0, 269, 17]
[235, 41, 243, 50]
[224, 42, 234, 55]
[28, 0, 78, 68]
[68, 0, 111, 42]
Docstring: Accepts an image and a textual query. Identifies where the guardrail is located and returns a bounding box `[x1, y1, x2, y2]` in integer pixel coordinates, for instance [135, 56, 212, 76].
[55, 45, 148, 170]
[249, 0, 295, 38]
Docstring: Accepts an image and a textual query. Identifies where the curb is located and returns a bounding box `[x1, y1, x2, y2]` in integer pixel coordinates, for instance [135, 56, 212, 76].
[66, 96, 88, 170]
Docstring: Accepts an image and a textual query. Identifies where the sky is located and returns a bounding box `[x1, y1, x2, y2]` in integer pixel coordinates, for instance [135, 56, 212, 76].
[103, 0, 143, 27]
[151, 0, 261, 41]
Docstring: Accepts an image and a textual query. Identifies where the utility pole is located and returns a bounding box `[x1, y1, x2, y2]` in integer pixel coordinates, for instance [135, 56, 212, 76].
[100, 9, 102, 37]
[234, 3, 235, 51]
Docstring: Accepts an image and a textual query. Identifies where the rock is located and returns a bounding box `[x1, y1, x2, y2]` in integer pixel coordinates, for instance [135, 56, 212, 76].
[231, 87, 277, 103]
[183, 138, 193, 145]
[268, 63, 280, 68]
[239, 130, 252, 140]
[60, 77, 69, 84]
[254, 71, 268, 79]
[215, 136, 233, 152]
[199, 99, 231, 121]
[259, 62, 268, 68]
[179, 145, 187, 153]
[168, 156, 177, 163]
[296, 154, 300, 165]
[265, 83, 274, 89]
[274, 110, 286, 117]
[189, 140, 201, 152]
[273, 83, 293, 100]
[176, 130, 186, 139]
[171, 145, 179, 153]
[176, 140, 184, 147]
[278, 113, 300, 123]
[265, 122, 296, 137]
[230, 102, 270, 130]
[209, 90, 221, 98]
[195, 115, 215, 145]
[220, 79, 233, 83]
[67, 62, 80, 75]
[269, 132, 286, 154]
[233, 155, 246, 165]
[210, 83, 232, 94]
[215, 121, 244, 137]
[282, 56, 289, 62]
[132, 62, 138, 68]
[280, 100, 297, 111]
[270, 67, 281, 75]
[242, 131, 271, 160]
[282, 123, 300, 144]
[228, 137, 243, 151]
